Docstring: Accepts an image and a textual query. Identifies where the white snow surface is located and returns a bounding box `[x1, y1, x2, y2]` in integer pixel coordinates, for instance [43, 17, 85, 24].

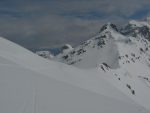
[54, 19, 150, 112]
[0, 36, 150, 113]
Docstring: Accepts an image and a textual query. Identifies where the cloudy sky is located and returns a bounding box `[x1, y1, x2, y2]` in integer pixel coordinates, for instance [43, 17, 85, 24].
[0, 0, 150, 49]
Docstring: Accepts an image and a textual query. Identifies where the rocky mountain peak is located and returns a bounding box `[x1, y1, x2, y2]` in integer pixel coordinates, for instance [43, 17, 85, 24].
[100, 23, 118, 33]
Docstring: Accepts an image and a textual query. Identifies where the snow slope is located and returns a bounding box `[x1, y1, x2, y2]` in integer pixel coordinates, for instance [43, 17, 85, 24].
[0, 37, 149, 113]
[55, 23, 122, 69]
[54, 19, 150, 111]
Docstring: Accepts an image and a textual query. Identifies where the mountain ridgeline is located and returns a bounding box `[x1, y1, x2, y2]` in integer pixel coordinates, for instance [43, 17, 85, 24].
[55, 18, 150, 69]
[53, 18, 150, 110]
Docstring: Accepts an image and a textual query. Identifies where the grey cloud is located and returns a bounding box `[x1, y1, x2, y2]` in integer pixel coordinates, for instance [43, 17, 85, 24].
[0, 0, 150, 49]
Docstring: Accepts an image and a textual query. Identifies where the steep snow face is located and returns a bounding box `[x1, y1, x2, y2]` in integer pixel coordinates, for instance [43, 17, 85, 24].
[54, 19, 150, 111]
[98, 35, 150, 111]
[1, 37, 149, 113]
[97, 20, 150, 110]
[56, 19, 150, 70]
[55, 23, 120, 69]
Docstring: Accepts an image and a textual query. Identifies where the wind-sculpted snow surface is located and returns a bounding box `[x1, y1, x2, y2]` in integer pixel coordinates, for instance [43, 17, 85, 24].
[0, 37, 150, 113]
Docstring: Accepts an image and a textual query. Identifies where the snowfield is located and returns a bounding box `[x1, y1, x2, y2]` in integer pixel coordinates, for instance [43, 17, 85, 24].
[1, 18, 150, 113]
[0, 37, 149, 113]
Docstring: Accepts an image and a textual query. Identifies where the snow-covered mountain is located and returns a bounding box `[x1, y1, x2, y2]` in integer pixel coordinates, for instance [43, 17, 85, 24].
[1, 17, 150, 113]
[54, 17, 150, 111]
[61, 44, 74, 53]
[55, 23, 125, 68]
[55, 19, 150, 69]
[36, 50, 54, 59]
[1, 37, 149, 113]
[121, 19, 150, 41]
[35, 44, 73, 59]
